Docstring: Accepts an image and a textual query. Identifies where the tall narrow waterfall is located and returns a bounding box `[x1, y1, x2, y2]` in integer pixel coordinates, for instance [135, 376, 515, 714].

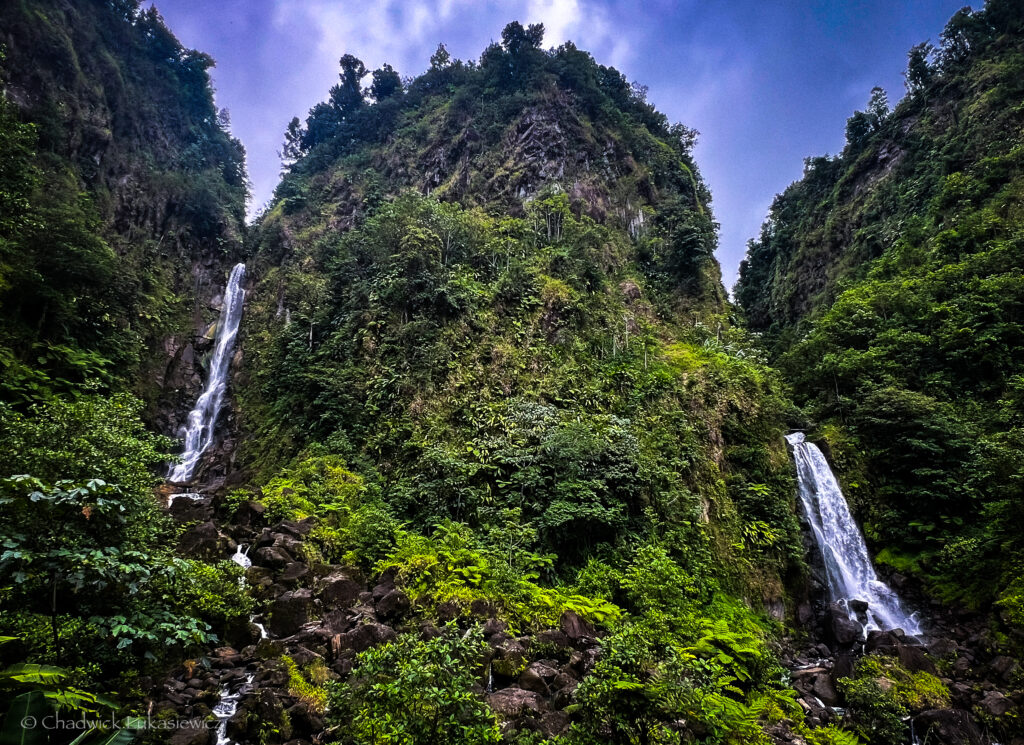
[786, 432, 921, 636]
[168, 263, 246, 483]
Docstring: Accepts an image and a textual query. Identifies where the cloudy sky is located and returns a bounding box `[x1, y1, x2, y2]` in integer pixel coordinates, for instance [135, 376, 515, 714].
[153, 0, 967, 290]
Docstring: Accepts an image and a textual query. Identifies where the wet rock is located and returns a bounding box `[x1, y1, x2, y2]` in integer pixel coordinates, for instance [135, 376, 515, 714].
[487, 687, 545, 718]
[316, 573, 363, 607]
[832, 652, 855, 684]
[796, 602, 815, 627]
[375, 589, 410, 621]
[277, 519, 315, 538]
[268, 588, 315, 637]
[827, 604, 861, 647]
[812, 674, 839, 706]
[848, 599, 869, 614]
[169, 495, 214, 523]
[914, 709, 985, 745]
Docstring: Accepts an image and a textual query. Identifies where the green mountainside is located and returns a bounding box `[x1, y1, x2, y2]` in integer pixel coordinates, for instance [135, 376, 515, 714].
[736, 1, 1024, 616]
[0, 3, 1023, 744]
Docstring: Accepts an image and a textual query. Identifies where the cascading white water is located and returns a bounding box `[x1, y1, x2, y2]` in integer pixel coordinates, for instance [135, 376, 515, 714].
[231, 544, 252, 570]
[168, 263, 247, 483]
[785, 432, 921, 636]
[213, 673, 254, 745]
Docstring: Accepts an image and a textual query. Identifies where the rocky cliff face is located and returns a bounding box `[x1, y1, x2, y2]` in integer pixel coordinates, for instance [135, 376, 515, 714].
[0, 0, 247, 430]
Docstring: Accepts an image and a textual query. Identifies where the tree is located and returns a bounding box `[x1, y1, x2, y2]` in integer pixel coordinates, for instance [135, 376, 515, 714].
[501, 21, 545, 56]
[845, 110, 873, 151]
[866, 86, 890, 126]
[370, 63, 402, 101]
[429, 42, 452, 70]
[281, 116, 306, 165]
[328, 53, 367, 114]
[904, 42, 935, 97]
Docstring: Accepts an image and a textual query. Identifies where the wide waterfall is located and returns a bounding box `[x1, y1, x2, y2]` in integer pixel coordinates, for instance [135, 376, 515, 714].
[168, 263, 246, 483]
[785, 432, 921, 636]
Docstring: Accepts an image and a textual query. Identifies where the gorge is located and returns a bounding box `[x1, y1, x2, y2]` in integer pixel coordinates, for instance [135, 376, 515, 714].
[0, 2, 1022, 745]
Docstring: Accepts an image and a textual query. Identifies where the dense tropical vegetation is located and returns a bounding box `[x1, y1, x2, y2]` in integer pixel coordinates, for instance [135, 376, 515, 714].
[1, 0, 1022, 743]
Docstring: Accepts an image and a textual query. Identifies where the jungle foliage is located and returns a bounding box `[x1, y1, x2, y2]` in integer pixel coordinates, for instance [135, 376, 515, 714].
[735, 0, 1024, 615]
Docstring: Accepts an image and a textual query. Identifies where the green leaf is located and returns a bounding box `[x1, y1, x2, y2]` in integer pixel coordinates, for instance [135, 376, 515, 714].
[0, 691, 48, 745]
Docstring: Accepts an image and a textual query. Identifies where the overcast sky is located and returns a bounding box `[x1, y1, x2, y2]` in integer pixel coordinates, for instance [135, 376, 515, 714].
[152, 0, 968, 291]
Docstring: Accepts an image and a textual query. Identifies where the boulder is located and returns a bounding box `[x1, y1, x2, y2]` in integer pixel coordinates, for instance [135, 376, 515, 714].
[254, 546, 294, 570]
[989, 655, 1020, 682]
[178, 521, 222, 558]
[980, 690, 1013, 717]
[914, 709, 985, 745]
[534, 629, 571, 648]
[375, 589, 411, 621]
[828, 605, 861, 647]
[486, 687, 545, 718]
[865, 630, 900, 655]
[268, 589, 315, 637]
[539, 711, 570, 737]
[897, 644, 937, 674]
[279, 562, 310, 585]
[330, 622, 396, 655]
[169, 724, 210, 745]
[519, 661, 560, 695]
[316, 573, 363, 607]
[812, 673, 839, 706]
[560, 611, 595, 643]
[232, 500, 266, 527]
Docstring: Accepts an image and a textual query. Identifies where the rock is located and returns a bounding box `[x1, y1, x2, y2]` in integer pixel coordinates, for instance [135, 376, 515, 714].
[540, 710, 570, 737]
[832, 652, 855, 684]
[330, 622, 396, 655]
[980, 690, 1013, 717]
[989, 655, 1020, 682]
[560, 611, 595, 643]
[519, 661, 560, 695]
[210, 647, 242, 669]
[287, 702, 324, 739]
[551, 681, 577, 709]
[914, 709, 985, 745]
[796, 602, 815, 627]
[232, 500, 266, 527]
[486, 687, 545, 718]
[928, 637, 959, 658]
[279, 562, 310, 585]
[371, 578, 396, 602]
[277, 519, 315, 538]
[169, 724, 210, 745]
[848, 599, 869, 613]
[316, 572, 363, 607]
[321, 609, 355, 635]
[952, 656, 972, 678]
[178, 521, 223, 558]
[491, 638, 529, 679]
[828, 604, 861, 647]
[254, 546, 294, 570]
[268, 589, 315, 637]
[375, 589, 410, 621]
[534, 629, 571, 648]
[812, 673, 839, 706]
[483, 618, 508, 638]
[865, 630, 900, 655]
[897, 644, 937, 674]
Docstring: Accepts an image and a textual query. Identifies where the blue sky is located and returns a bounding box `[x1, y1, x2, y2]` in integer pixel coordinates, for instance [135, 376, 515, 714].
[153, 0, 968, 291]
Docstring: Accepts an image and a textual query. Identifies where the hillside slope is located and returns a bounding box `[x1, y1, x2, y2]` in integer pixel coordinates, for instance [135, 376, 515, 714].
[737, 0, 1024, 669]
[0, 0, 247, 428]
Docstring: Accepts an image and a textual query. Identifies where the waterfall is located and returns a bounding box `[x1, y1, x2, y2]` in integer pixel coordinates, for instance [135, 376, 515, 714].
[213, 673, 254, 745]
[168, 263, 247, 483]
[231, 544, 252, 570]
[785, 432, 921, 636]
